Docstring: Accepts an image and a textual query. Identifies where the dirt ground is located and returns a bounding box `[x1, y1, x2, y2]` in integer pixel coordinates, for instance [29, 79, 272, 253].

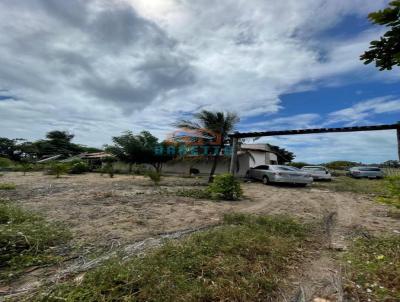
[1, 172, 400, 300]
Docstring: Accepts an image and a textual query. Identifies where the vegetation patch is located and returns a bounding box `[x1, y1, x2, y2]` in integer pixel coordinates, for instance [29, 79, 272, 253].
[377, 176, 400, 209]
[343, 236, 400, 301]
[208, 173, 242, 200]
[0, 202, 71, 282]
[34, 214, 314, 302]
[175, 188, 211, 199]
[146, 170, 161, 185]
[313, 176, 387, 195]
[0, 183, 16, 190]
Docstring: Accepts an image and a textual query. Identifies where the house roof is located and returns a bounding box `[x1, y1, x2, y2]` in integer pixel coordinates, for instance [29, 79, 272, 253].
[240, 144, 272, 152]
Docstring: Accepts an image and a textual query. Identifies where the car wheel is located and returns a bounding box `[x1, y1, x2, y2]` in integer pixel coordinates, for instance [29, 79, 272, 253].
[262, 176, 270, 185]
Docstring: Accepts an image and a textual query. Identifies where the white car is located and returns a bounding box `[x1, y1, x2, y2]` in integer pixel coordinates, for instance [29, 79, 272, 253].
[347, 166, 384, 179]
[246, 165, 313, 186]
[301, 166, 332, 181]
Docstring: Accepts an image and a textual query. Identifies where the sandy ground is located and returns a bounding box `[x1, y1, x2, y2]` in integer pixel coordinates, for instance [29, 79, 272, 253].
[1, 172, 399, 300]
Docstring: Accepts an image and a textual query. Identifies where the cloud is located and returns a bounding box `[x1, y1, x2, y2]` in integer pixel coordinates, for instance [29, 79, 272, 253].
[262, 130, 398, 164]
[0, 0, 396, 163]
[242, 114, 321, 132]
[327, 96, 400, 125]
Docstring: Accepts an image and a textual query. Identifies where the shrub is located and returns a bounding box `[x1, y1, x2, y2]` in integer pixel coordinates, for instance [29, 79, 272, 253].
[208, 173, 242, 200]
[49, 163, 69, 178]
[377, 176, 400, 208]
[0, 157, 13, 168]
[0, 202, 70, 280]
[69, 161, 88, 174]
[288, 162, 310, 169]
[16, 161, 33, 175]
[0, 183, 16, 190]
[146, 170, 161, 185]
[175, 188, 211, 199]
[102, 157, 115, 178]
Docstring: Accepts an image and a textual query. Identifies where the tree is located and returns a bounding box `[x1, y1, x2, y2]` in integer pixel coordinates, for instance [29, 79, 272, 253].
[106, 131, 172, 173]
[361, 1, 400, 70]
[268, 145, 295, 164]
[175, 111, 239, 183]
[0, 137, 19, 161]
[34, 130, 82, 158]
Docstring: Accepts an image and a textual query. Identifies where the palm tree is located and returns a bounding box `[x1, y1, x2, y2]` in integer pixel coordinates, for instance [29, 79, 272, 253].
[175, 110, 239, 182]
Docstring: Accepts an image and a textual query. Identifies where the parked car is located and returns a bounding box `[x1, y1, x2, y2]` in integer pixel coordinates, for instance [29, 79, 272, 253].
[347, 166, 384, 179]
[301, 166, 332, 181]
[246, 165, 313, 186]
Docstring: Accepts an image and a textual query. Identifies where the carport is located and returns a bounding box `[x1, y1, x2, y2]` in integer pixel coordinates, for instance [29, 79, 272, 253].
[228, 122, 400, 174]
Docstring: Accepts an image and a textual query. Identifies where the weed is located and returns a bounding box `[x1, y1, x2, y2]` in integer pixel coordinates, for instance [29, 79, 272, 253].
[387, 208, 400, 219]
[34, 214, 313, 302]
[69, 161, 88, 174]
[146, 170, 161, 185]
[0, 183, 16, 190]
[208, 173, 242, 200]
[175, 188, 211, 199]
[377, 176, 400, 209]
[343, 236, 400, 301]
[313, 176, 387, 195]
[48, 163, 69, 178]
[0, 202, 71, 282]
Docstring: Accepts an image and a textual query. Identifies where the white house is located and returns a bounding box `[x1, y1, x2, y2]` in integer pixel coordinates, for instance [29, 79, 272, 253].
[162, 144, 278, 177]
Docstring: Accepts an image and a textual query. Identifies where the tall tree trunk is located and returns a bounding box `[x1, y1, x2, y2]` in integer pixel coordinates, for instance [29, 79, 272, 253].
[208, 143, 224, 183]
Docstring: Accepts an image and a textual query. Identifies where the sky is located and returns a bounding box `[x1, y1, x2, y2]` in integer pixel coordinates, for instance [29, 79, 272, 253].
[0, 0, 399, 163]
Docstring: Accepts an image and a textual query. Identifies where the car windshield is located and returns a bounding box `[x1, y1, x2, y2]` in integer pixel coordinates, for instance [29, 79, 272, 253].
[359, 167, 381, 172]
[303, 167, 325, 171]
[273, 166, 300, 171]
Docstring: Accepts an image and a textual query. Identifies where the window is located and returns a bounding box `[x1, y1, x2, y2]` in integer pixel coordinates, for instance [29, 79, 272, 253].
[303, 167, 325, 171]
[274, 166, 299, 171]
[254, 165, 269, 170]
[359, 167, 381, 172]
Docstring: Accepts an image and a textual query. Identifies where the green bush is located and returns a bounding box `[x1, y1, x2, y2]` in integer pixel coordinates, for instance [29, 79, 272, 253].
[175, 188, 211, 199]
[377, 175, 400, 208]
[16, 161, 33, 175]
[208, 173, 242, 200]
[146, 170, 161, 185]
[69, 161, 88, 174]
[48, 163, 69, 178]
[0, 202, 70, 280]
[0, 183, 16, 190]
[0, 157, 13, 169]
[288, 162, 310, 169]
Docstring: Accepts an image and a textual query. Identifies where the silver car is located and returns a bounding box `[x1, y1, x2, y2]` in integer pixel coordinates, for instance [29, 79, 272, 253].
[301, 166, 332, 181]
[348, 166, 384, 179]
[246, 165, 313, 186]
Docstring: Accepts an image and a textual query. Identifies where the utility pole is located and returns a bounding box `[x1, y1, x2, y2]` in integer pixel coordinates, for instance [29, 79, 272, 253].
[397, 121, 400, 162]
[229, 135, 238, 174]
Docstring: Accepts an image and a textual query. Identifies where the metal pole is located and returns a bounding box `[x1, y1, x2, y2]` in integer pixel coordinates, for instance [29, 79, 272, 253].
[229, 136, 238, 174]
[397, 122, 400, 162]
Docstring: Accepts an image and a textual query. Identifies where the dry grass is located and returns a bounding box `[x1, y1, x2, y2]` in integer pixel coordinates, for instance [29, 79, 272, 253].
[343, 235, 400, 301]
[0, 201, 71, 282]
[33, 214, 315, 302]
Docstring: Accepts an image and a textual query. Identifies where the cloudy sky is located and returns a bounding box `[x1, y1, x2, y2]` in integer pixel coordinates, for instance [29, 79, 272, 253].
[0, 0, 399, 163]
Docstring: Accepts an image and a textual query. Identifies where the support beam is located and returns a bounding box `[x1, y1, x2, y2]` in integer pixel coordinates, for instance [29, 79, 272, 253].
[397, 122, 400, 162]
[229, 137, 238, 174]
[229, 123, 399, 139]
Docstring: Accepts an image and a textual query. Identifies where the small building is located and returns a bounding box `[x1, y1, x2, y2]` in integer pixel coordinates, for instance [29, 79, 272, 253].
[163, 144, 278, 177]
